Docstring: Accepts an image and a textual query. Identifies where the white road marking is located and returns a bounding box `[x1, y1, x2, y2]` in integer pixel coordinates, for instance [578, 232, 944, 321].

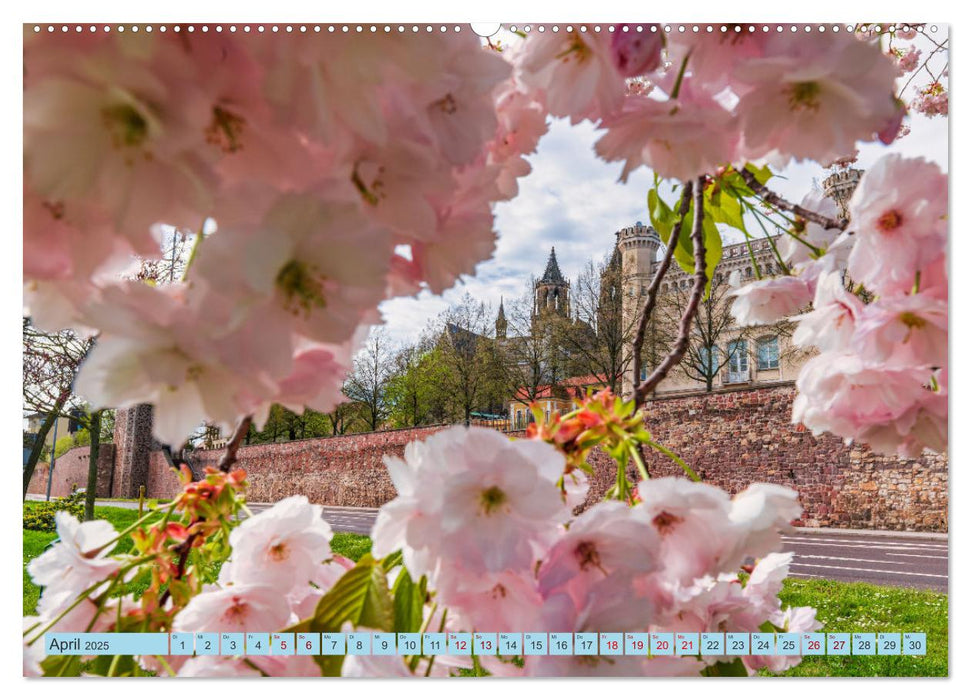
[788, 563, 947, 578]
[782, 536, 946, 549]
[794, 554, 928, 566]
[782, 541, 947, 552]
[885, 553, 949, 560]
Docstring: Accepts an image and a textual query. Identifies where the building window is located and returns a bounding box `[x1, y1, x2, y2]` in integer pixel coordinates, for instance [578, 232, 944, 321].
[726, 340, 749, 383]
[757, 336, 780, 371]
[745, 267, 752, 278]
[697, 345, 719, 376]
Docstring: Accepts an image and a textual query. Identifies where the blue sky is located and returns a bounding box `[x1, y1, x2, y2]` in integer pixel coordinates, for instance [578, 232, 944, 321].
[378, 31, 949, 345]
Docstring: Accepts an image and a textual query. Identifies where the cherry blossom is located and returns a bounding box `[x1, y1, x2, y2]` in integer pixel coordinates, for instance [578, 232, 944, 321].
[732, 33, 899, 167]
[221, 496, 334, 594]
[517, 30, 626, 124]
[846, 154, 948, 295]
[729, 275, 813, 325]
[852, 295, 948, 367]
[172, 583, 291, 633]
[27, 512, 121, 600]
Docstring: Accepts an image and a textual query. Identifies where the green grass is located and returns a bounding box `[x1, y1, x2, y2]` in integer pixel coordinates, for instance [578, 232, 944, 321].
[771, 578, 948, 677]
[24, 506, 947, 677]
[23, 503, 373, 615]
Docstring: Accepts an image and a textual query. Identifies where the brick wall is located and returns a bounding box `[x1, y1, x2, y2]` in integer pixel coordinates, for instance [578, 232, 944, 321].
[48, 385, 948, 532]
[580, 384, 948, 532]
[25, 444, 116, 498]
[143, 425, 447, 506]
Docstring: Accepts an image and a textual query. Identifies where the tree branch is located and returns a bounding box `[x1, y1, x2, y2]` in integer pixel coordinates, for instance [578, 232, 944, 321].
[630, 181, 694, 399]
[737, 167, 848, 231]
[634, 177, 708, 406]
[217, 415, 252, 473]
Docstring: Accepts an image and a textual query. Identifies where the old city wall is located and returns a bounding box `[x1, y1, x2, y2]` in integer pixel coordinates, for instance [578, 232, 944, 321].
[27, 386, 947, 531]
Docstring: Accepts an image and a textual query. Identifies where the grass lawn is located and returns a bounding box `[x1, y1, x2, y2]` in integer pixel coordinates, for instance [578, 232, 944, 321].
[772, 578, 947, 677]
[24, 504, 947, 677]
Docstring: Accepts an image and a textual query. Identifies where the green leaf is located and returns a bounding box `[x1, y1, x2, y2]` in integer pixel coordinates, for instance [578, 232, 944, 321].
[701, 213, 723, 298]
[306, 554, 395, 677]
[312, 553, 394, 633]
[40, 654, 82, 677]
[380, 550, 403, 572]
[648, 188, 675, 243]
[744, 162, 774, 185]
[702, 658, 750, 676]
[391, 569, 427, 633]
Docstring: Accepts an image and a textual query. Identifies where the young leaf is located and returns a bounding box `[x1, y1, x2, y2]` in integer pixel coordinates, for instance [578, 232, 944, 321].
[311, 553, 394, 633]
[391, 569, 426, 633]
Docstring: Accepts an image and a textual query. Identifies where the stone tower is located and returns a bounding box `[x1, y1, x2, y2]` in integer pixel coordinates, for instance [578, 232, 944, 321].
[616, 221, 662, 397]
[495, 297, 507, 339]
[535, 247, 570, 318]
[822, 168, 863, 219]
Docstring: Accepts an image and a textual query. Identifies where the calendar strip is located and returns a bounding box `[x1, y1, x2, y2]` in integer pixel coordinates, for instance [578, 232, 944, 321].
[43, 631, 927, 657]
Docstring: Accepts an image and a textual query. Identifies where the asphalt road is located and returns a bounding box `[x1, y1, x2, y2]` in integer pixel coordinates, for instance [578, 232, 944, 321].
[783, 530, 948, 592]
[53, 498, 947, 592]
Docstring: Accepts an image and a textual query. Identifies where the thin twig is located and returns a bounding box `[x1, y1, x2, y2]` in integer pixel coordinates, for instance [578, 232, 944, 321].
[634, 177, 708, 405]
[737, 168, 848, 231]
[629, 181, 694, 400]
[217, 415, 253, 473]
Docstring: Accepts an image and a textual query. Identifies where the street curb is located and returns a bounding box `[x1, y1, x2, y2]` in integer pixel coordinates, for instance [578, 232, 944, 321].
[793, 526, 948, 541]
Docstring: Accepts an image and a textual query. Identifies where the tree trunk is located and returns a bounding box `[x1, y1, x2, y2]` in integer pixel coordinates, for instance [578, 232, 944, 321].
[84, 409, 102, 520]
[22, 389, 70, 501]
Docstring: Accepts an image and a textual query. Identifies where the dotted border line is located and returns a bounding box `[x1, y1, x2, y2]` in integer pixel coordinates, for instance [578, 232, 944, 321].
[29, 23, 937, 35]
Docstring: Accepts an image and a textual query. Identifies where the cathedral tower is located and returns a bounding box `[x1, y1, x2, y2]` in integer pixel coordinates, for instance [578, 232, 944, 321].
[535, 247, 570, 318]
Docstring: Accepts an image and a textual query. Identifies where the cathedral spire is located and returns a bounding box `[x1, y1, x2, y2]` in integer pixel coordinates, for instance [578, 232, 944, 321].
[540, 246, 566, 285]
[495, 296, 507, 338]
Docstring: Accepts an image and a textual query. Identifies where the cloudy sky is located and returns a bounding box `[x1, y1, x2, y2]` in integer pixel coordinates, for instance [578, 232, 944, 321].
[378, 30, 949, 345]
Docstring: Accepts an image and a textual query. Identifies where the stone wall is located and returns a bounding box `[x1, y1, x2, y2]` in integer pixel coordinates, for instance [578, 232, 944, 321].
[143, 425, 447, 506]
[580, 384, 948, 532]
[43, 385, 948, 532]
[25, 444, 116, 498]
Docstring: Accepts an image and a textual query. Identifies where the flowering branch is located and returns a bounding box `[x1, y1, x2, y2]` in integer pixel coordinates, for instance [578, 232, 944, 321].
[737, 167, 848, 231]
[630, 180, 694, 400]
[634, 177, 708, 406]
[217, 415, 252, 473]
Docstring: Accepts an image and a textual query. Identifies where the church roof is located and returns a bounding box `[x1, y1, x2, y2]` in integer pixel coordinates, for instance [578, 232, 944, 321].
[539, 247, 566, 285]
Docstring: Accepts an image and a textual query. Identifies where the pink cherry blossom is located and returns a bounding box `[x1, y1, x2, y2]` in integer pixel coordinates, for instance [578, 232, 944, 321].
[437, 568, 544, 633]
[846, 154, 948, 295]
[633, 477, 736, 585]
[852, 295, 947, 368]
[537, 500, 660, 601]
[792, 352, 935, 449]
[517, 30, 627, 124]
[195, 192, 392, 347]
[733, 33, 899, 167]
[595, 86, 740, 182]
[173, 583, 292, 633]
[729, 275, 813, 325]
[611, 26, 665, 78]
[791, 272, 865, 352]
[436, 428, 568, 574]
[222, 496, 334, 594]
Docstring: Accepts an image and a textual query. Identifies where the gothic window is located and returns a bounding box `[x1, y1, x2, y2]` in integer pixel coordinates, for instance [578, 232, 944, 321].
[757, 336, 780, 371]
[745, 267, 752, 278]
